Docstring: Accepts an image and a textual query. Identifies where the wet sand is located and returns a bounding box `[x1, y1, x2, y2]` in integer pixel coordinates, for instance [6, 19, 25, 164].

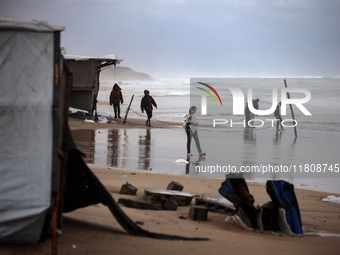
[2, 116, 339, 255]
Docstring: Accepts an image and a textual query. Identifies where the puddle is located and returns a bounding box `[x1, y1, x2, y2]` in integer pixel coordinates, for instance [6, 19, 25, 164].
[71, 128, 190, 175]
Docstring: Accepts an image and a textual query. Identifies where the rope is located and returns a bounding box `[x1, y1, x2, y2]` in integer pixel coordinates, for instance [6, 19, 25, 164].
[122, 108, 181, 128]
[104, 88, 112, 118]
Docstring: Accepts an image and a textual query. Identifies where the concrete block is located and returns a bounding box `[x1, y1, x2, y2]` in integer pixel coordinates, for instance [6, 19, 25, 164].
[167, 181, 184, 191]
[189, 206, 208, 221]
[119, 182, 138, 195]
[163, 199, 178, 211]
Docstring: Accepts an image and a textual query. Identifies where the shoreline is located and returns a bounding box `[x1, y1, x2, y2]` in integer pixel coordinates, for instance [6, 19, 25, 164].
[69, 113, 183, 130]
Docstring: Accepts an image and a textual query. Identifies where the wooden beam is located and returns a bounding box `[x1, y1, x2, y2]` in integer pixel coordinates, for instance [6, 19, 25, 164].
[284, 79, 297, 139]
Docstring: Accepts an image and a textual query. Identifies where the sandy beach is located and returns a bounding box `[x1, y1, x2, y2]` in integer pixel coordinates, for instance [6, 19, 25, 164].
[1, 115, 340, 255]
[2, 5, 339, 254]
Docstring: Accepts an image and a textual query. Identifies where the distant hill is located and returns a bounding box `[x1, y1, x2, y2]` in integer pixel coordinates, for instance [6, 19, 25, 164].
[100, 66, 152, 81]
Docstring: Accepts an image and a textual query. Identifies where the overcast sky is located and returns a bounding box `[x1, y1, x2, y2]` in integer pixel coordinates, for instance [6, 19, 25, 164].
[1, 0, 340, 77]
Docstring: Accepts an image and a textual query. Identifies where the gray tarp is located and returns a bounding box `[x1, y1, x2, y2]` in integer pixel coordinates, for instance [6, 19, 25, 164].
[0, 15, 64, 244]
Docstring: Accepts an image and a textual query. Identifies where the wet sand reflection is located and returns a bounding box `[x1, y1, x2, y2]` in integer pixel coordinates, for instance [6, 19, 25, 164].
[71, 127, 340, 192]
[71, 128, 183, 173]
[138, 129, 151, 170]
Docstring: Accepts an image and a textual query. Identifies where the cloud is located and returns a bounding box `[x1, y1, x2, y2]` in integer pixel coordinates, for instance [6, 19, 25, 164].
[1, 0, 340, 76]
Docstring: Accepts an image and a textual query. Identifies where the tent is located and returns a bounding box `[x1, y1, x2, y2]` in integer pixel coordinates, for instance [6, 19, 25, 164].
[64, 54, 122, 117]
[0, 14, 68, 244]
[0, 15, 207, 253]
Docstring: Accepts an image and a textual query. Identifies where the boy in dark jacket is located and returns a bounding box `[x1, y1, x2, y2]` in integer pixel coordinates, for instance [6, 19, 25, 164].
[140, 90, 157, 127]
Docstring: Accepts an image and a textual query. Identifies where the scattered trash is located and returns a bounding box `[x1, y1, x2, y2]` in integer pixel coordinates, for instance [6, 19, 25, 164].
[97, 115, 108, 123]
[70, 124, 76, 127]
[84, 118, 95, 123]
[72, 244, 77, 249]
[175, 159, 189, 164]
[322, 195, 340, 204]
[76, 111, 87, 116]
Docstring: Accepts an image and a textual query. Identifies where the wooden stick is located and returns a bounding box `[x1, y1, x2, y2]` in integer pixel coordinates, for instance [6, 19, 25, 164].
[123, 95, 134, 124]
[284, 79, 297, 139]
[51, 192, 58, 255]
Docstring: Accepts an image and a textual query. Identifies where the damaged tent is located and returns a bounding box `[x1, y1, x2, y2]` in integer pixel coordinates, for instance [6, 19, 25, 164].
[64, 53, 122, 118]
[0, 15, 206, 252]
[0, 14, 69, 244]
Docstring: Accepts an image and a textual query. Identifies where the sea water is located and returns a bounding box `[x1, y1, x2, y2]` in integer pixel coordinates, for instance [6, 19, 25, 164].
[98, 76, 340, 132]
[98, 75, 190, 122]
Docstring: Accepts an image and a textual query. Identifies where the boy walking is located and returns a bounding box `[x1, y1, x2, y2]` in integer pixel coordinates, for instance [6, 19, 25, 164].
[140, 90, 157, 127]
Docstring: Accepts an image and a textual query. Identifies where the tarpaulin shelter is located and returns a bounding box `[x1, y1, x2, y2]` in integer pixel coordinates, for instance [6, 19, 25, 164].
[0, 14, 207, 253]
[64, 54, 122, 116]
[0, 15, 69, 244]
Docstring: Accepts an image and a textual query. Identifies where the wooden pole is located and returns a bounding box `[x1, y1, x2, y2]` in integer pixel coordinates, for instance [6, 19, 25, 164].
[284, 79, 297, 139]
[51, 193, 58, 255]
[123, 95, 134, 124]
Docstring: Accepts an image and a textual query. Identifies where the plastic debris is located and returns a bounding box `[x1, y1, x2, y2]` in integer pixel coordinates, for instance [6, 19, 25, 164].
[175, 159, 189, 164]
[322, 195, 340, 204]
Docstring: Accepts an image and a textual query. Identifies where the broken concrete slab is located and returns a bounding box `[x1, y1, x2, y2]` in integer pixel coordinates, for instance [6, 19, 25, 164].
[118, 198, 155, 210]
[119, 182, 138, 195]
[167, 181, 183, 191]
[144, 189, 198, 206]
[195, 198, 235, 214]
[144, 195, 178, 211]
